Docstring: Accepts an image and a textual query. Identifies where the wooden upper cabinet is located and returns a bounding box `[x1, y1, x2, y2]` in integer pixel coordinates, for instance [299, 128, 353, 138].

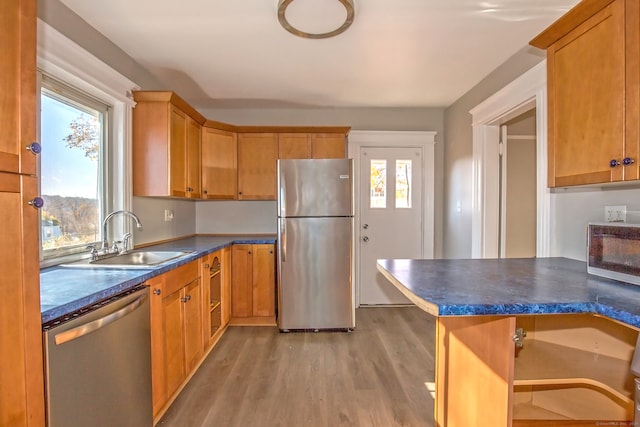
[279, 133, 311, 159]
[132, 91, 205, 198]
[311, 133, 347, 159]
[531, 0, 640, 187]
[0, 0, 37, 175]
[237, 133, 278, 200]
[202, 127, 237, 199]
[278, 132, 347, 159]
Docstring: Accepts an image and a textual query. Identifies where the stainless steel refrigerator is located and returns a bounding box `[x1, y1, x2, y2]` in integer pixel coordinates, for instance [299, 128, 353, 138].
[277, 158, 354, 331]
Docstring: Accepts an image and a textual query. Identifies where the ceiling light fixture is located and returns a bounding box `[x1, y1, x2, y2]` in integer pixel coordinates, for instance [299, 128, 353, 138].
[278, 0, 355, 39]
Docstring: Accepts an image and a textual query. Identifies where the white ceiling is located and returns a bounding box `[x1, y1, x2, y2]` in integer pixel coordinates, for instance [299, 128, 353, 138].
[59, 0, 579, 109]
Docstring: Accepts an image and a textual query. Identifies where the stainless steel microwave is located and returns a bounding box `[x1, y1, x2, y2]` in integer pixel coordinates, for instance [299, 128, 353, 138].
[588, 223, 640, 285]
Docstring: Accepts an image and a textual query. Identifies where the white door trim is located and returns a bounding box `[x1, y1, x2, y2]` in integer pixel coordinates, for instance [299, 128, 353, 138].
[348, 131, 436, 307]
[469, 60, 551, 258]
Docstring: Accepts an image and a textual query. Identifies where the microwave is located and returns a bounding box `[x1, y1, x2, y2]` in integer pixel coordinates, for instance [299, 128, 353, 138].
[588, 223, 640, 285]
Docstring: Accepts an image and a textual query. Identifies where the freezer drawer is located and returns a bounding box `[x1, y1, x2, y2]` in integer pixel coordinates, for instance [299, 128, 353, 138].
[278, 216, 354, 330]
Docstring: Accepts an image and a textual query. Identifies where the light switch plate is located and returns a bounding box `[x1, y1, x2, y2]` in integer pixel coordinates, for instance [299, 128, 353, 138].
[164, 209, 174, 222]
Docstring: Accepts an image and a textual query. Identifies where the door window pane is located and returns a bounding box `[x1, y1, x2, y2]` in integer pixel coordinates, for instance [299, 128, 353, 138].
[396, 160, 412, 208]
[40, 82, 107, 259]
[370, 160, 386, 208]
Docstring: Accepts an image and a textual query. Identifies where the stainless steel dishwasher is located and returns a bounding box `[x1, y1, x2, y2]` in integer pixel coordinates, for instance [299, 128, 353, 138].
[43, 285, 152, 427]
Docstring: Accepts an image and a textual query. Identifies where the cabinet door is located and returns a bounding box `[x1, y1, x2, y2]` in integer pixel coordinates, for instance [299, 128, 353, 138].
[186, 117, 202, 198]
[548, 0, 625, 187]
[163, 288, 185, 399]
[231, 245, 253, 317]
[169, 106, 188, 197]
[237, 133, 278, 200]
[183, 278, 203, 372]
[0, 173, 45, 426]
[278, 133, 311, 159]
[252, 244, 275, 317]
[0, 0, 37, 176]
[436, 316, 515, 426]
[202, 127, 237, 199]
[311, 134, 346, 159]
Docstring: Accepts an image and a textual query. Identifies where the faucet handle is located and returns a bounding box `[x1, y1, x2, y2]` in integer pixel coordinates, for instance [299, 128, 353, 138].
[121, 233, 132, 253]
[86, 245, 98, 260]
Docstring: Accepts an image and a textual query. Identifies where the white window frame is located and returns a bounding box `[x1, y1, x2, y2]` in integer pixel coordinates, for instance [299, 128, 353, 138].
[37, 19, 139, 266]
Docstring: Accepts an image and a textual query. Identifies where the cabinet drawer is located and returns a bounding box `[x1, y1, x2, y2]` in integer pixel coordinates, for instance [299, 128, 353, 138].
[163, 261, 199, 295]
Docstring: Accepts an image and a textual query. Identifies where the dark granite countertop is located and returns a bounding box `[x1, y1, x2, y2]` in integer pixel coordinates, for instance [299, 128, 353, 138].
[41, 235, 276, 325]
[377, 257, 640, 329]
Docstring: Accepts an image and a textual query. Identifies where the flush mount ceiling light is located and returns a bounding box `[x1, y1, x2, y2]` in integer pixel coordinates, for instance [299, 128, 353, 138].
[278, 0, 355, 39]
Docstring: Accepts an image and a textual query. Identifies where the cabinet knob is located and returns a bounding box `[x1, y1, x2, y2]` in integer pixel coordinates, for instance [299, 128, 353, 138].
[28, 197, 44, 209]
[153, 289, 161, 296]
[204, 263, 210, 269]
[610, 159, 620, 167]
[623, 157, 635, 166]
[26, 142, 41, 154]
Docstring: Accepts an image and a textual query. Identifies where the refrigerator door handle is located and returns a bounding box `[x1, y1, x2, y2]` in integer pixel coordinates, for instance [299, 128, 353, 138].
[281, 219, 287, 262]
[279, 174, 286, 217]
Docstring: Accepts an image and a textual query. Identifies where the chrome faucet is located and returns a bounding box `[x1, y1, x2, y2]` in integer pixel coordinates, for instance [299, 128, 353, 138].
[102, 210, 143, 252]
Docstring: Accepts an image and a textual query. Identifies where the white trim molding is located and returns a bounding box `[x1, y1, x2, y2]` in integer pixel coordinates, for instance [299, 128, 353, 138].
[469, 60, 552, 259]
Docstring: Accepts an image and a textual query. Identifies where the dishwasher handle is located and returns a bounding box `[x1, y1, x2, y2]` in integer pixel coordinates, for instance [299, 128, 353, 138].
[54, 293, 148, 345]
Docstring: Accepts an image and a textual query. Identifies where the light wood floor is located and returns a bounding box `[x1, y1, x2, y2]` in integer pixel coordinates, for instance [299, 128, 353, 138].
[157, 306, 436, 427]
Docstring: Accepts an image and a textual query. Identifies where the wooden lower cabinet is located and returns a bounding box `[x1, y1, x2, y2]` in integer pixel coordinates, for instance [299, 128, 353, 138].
[0, 173, 45, 427]
[231, 244, 276, 324]
[201, 249, 231, 349]
[436, 313, 638, 426]
[148, 260, 203, 419]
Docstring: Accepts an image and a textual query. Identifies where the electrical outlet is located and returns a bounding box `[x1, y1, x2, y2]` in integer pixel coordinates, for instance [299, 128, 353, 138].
[605, 205, 626, 222]
[164, 209, 174, 222]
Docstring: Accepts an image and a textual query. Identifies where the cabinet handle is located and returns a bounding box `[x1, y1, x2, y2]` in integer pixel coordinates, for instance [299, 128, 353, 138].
[610, 159, 621, 167]
[204, 263, 210, 269]
[623, 157, 635, 166]
[153, 289, 161, 296]
[181, 294, 192, 303]
[26, 142, 41, 154]
[28, 197, 44, 209]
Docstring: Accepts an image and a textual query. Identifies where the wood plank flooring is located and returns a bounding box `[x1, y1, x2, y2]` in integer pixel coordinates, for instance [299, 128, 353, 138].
[157, 306, 436, 427]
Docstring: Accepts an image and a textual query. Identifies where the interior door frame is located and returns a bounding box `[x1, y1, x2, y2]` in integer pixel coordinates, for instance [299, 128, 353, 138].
[470, 60, 552, 258]
[348, 131, 437, 307]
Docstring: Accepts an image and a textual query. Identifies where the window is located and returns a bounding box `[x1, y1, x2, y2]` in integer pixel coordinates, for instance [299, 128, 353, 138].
[39, 75, 110, 260]
[395, 160, 412, 208]
[370, 159, 412, 209]
[370, 159, 386, 208]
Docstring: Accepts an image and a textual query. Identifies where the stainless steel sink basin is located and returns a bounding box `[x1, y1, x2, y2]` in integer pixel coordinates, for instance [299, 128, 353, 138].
[61, 250, 192, 269]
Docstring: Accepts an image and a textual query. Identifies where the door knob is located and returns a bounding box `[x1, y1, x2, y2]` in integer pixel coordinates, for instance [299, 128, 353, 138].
[362, 236, 369, 242]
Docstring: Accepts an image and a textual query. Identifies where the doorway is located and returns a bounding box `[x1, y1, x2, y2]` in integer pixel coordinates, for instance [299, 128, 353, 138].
[470, 60, 551, 258]
[347, 131, 436, 306]
[500, 109, 537, 258]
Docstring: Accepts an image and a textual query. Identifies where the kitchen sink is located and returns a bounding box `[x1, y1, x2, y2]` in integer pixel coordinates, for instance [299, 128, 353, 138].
[61, 250, 192, 269]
